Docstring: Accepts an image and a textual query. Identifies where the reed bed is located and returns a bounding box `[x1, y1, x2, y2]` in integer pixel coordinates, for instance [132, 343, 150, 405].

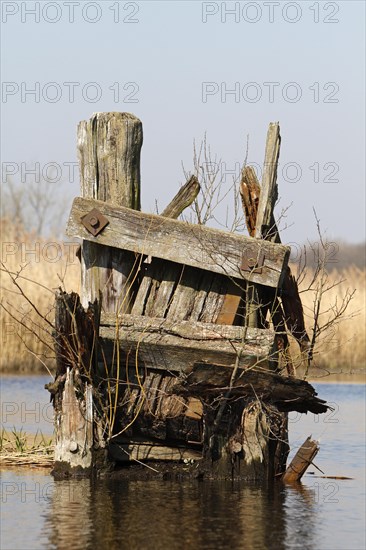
[0, 218, 80, 373]
[0, 219, 364, 374]
[291, 264, 365, 375]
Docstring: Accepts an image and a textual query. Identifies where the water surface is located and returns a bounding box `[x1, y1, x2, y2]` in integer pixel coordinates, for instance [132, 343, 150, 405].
[1, 379, 365, 550]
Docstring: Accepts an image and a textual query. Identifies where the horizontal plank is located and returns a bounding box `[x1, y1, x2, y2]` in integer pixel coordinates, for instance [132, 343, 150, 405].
[99, 313, 277, 373]
[67, 197, 290, 288]
[109, 442, 202, 462]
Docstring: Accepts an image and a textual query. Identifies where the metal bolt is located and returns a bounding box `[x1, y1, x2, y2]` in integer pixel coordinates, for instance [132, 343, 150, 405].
[89, 216, 99, 228]
[69, 441, 78, 453]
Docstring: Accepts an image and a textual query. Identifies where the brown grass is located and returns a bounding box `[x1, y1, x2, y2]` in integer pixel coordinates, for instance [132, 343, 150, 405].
[0, 219, 365, 375]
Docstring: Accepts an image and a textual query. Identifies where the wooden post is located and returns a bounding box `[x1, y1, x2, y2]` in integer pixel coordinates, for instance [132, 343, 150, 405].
[52, 113, 142, 477]
[240, 128, 311, 371]
[77, 112, 143, 312]
[254, 123, 281, 241]
[78, 112, 143, 470]
[50, 292, 100, 476]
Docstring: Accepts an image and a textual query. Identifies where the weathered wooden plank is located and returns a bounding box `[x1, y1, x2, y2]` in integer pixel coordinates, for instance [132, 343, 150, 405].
[166, 266, 205, 321]
[142, 372, 162, 415]
[215, 279, 245, 325]
[131, 258, 155, 316]
[145, 260, 181, 318]
[102, 312, 274, 344]
[185, 398, 203, 420]
[240, 166, 261, 237]
[155, 376, 173, 419]
[159, 378, 184, 419]
[100, 313, 276, 373]
[109, 441, 202, 462]
[197, 274, 224, 323]
[67, 196, 290, 288]
[189, 279, 212, 321]
[254, 122, 281, 241]
[131, 257, 181, 320]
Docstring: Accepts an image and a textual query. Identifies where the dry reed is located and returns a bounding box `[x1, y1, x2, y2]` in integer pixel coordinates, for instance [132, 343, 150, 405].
[0, 219, 80, 373]
[296, 264, 365, 375]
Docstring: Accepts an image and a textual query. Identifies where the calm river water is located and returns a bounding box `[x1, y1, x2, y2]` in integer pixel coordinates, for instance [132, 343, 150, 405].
[1, 376, 365, 550]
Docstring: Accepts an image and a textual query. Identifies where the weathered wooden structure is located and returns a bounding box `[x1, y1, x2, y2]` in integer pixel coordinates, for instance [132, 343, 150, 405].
[49, 112, 329, 480]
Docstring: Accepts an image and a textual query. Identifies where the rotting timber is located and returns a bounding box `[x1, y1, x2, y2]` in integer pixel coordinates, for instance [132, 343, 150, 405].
[48, 113, 330, 480]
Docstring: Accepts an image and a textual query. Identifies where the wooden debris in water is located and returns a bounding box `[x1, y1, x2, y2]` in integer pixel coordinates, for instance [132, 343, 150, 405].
[282, 436, 319, 483]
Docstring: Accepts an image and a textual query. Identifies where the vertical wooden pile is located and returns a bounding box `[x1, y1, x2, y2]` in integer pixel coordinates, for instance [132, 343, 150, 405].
[52, 113, 143, 476]
[78, 112, 142, 312]
[241, 123, 311, 373]
[51, 292, 99, 474]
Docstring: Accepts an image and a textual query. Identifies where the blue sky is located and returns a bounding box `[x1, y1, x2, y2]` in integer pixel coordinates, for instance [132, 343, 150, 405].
[1, 0, 365, 245]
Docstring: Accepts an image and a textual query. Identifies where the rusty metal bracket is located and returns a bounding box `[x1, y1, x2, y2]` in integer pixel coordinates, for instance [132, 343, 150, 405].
[241, 249, 265, 274]
[81, 208, 109, 237]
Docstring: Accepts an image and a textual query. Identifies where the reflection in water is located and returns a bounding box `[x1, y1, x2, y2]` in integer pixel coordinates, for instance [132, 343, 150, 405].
[283, 484, 318, 550]
[44, 480, 93, 550]
[1, 382, 365, 550]
[42, 479, 318, 550]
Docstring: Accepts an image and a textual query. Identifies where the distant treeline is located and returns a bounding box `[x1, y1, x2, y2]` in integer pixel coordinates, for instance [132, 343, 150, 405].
[290, 241, 366, 271]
